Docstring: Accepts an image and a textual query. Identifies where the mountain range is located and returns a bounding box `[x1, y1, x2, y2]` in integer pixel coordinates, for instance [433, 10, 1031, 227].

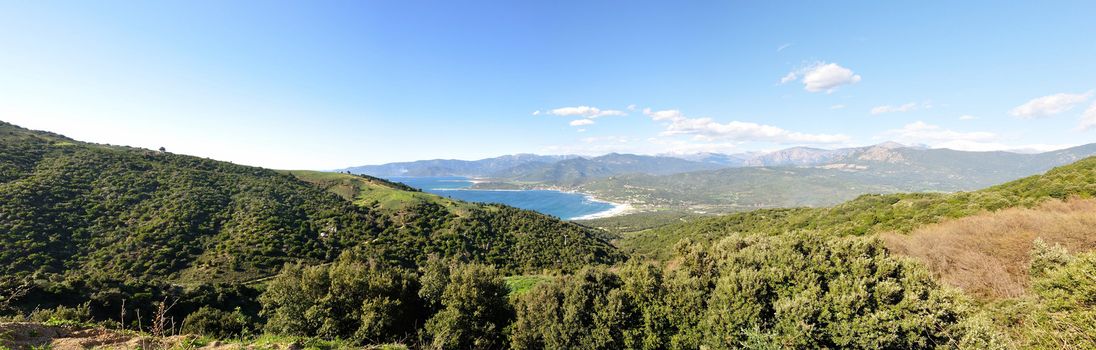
[338, 154, 579, 177]
[342, 142, 1096, 189]
[575, 142, 1096, 211]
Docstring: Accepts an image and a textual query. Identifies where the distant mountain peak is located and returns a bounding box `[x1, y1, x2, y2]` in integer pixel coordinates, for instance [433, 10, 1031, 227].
[873, 141, 906, 149]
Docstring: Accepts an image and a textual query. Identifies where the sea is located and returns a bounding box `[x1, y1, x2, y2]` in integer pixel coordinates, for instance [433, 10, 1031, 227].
[386, 176, 618, 220]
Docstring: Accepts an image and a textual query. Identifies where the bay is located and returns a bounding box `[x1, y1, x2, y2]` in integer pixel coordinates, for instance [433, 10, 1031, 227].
[386, 176, 618, 220]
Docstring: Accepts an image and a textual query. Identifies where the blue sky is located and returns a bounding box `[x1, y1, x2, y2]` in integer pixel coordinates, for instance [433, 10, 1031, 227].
[2, 1, 1095, 169]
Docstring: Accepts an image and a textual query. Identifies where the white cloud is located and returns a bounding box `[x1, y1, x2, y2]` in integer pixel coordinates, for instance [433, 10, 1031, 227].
[642, 108, 685, 121]
[644, 109, 849, 144]
[870, 102, 919, 115]
[777, 43, 793, 52]
[880, 121, 1077, 152]
[569, 119, 594, 126]
[548, 105, 627, 118]
[782, 62, 861, 93]
[830, 104, 846, 110]
[1010, 91, 1093, 118]
[531, 110, 541, 116]
[881, 121, 999, 150]
[626, 104, 637, 111]
[1079, 103, 1096, 131]
[958, 115, 977, 120]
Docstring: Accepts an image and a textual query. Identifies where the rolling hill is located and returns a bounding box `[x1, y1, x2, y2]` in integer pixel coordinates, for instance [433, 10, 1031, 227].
[0, 121, 623, 283]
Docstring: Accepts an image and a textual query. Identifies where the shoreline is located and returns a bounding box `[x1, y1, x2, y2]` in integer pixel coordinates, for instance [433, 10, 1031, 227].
[569, 194, 634, 220]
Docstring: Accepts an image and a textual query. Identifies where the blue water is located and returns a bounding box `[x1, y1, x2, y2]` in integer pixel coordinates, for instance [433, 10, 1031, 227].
[386, 176, 616, 220]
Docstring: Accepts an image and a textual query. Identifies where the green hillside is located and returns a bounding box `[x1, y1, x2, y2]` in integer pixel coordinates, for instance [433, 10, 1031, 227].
[0, 121, 622, 283]
[579, 166, 904, 211]
[620, 156, 1096, 259]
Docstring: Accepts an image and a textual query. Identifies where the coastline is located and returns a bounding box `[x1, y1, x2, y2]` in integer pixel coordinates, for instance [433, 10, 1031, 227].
[569, 195, 634, 221]
[406, 176, 635, 220]
[434, 187, 634, 220]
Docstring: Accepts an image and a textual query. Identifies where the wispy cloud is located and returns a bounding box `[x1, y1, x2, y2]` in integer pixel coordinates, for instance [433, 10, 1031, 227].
[830, 104, 846, 110]
[870, 102, 923, 115]
[958, 115, 977, 120]
[780, 62, 862, 93]
[1010, 91, 1093, 118]
[880, 121, 1004, 151]
[1079, 103, 1096, 131]
[644, 108, 849, 144]
[546, 105, 627, 118]
[569, 119, 594, 126]
[777, 43, 793, 52]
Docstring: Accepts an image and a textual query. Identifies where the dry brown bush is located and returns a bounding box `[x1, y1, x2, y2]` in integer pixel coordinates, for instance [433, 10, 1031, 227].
[882, 198, 1096, 299]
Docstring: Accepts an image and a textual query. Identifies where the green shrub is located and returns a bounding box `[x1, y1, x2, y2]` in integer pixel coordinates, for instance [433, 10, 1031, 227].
[28, 302, 92, 325]
[513, 233, 973, 349]
[422, 262, 511, 350]
[181, 306, 251, 339]
[1028, 238, 1073, 278]
[260, 257, 422, 345]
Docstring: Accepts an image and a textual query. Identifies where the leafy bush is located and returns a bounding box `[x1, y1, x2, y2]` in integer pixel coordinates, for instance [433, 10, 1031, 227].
[513, 233, 972, 349]
[260, 257, 422, 345]
[1028, 238, 1073, 279]
[28, 302, 92, 325]
[181, 306, 252, 339]
[421, 262, 511, 349]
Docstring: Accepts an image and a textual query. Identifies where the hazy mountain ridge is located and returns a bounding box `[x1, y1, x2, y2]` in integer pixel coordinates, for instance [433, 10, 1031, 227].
[487, 153, 724, 185]
[346, 141, 1095, 184]
[575, 142, 1096, 212]
[338, 153, 580, 177]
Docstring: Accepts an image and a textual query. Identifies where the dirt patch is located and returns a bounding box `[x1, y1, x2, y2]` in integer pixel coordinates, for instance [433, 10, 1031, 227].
[0, 322, 253, 350]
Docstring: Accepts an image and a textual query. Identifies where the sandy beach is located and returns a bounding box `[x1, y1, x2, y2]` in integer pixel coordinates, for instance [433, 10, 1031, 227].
[569, 195, 634, 220]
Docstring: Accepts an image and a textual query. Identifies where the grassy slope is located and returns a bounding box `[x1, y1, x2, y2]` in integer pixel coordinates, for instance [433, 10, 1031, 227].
[620, 156, 1096, 260]
[281, 170, 477, 214]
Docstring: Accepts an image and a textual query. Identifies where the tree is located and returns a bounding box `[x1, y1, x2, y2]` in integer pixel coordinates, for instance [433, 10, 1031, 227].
[423, 262, 511, 349]
[260, 257, 421, 345]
